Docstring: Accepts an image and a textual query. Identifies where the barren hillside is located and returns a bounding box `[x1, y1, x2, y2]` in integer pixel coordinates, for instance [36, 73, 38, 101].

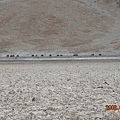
[0, 0, 120, 56]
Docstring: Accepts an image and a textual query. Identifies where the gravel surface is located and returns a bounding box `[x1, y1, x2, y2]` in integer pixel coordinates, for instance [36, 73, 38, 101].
[0, 61, 120, 120]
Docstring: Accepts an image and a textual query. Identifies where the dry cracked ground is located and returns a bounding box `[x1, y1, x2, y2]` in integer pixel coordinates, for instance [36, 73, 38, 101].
[0, 61, 120, 120]
[0, 0, 120, 56]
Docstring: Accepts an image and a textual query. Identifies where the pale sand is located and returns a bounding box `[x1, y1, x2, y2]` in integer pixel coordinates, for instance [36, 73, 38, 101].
[0, 61, 120, 120]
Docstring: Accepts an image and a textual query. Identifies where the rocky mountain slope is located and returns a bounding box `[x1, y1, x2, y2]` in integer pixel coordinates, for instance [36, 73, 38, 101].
[0, 0, 120, 56]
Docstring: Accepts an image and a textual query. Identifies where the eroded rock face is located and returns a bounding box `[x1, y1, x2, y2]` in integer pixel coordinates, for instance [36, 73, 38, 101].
[0, 0, 120, 55]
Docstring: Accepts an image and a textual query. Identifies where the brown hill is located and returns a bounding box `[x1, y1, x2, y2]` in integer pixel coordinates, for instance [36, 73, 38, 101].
[0, 0, 120, 56]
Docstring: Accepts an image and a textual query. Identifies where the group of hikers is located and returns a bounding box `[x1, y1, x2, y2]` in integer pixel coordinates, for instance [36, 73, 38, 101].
[5, 53, 102, 58]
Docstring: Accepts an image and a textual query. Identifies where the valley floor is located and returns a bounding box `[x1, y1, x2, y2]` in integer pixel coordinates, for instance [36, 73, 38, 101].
[0, 61, 120, 119]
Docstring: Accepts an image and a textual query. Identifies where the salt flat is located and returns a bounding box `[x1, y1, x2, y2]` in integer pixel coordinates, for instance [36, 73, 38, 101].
[0, 61, 120, 120]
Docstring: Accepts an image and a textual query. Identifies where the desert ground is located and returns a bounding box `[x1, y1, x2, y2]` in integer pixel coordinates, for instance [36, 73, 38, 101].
[0, 0, 120, 120]
[0, 61, 120, 120]
[0, 0, 120, 56]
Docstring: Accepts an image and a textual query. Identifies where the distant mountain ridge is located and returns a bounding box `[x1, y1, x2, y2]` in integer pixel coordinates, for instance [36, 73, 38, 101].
[0, 0, 120, 56]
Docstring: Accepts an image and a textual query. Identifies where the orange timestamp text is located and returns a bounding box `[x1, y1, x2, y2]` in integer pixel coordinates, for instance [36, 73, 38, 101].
[106, 105, 120, 110]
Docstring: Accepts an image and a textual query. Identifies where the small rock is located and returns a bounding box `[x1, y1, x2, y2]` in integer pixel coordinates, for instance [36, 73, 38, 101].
[32, 97, 35, 102]
[97, 86, 103, 88]
[67, 78, 70, 81]
[104, 82, 109, 85]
